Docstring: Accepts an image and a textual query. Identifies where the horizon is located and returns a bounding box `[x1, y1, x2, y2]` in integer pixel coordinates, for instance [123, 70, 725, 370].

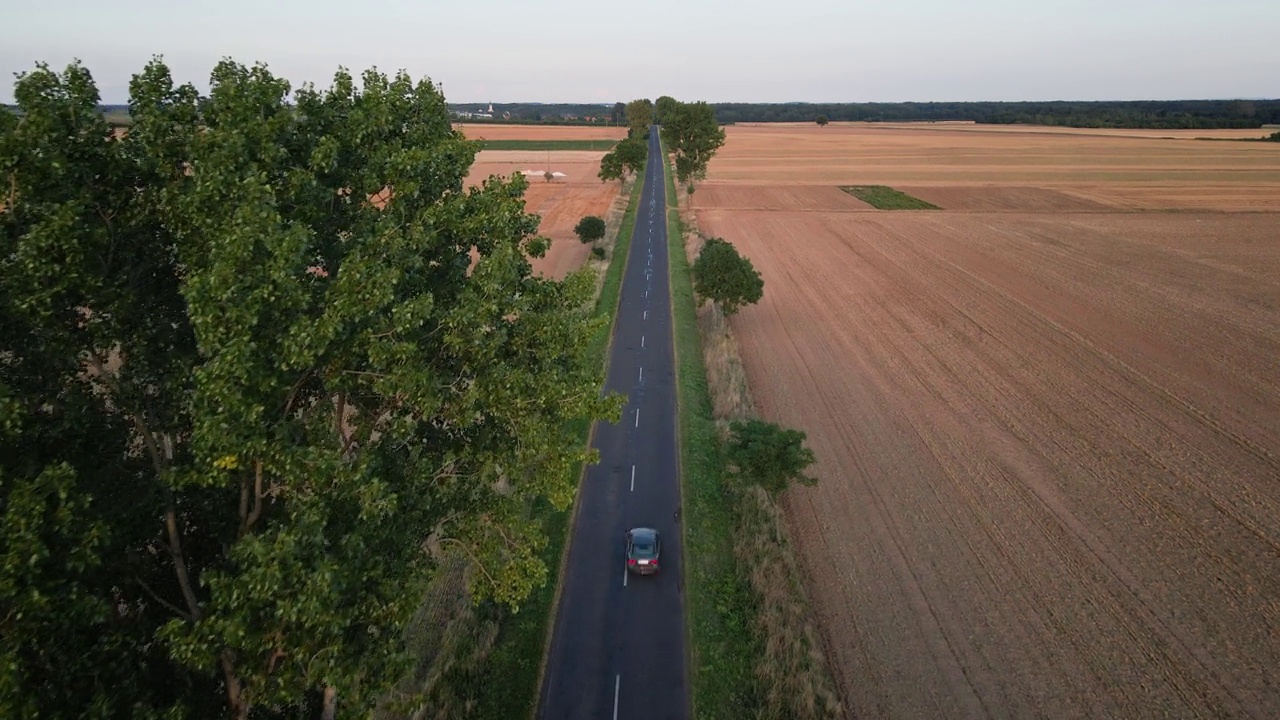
[3, 0, 1278, 105]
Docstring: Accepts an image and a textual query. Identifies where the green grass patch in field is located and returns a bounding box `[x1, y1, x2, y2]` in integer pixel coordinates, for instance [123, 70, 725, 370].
[662, 142, 758, 719]
[476, 139, 619, 151]
[840, 184, 940, 210]
[469, 170, 644, 720]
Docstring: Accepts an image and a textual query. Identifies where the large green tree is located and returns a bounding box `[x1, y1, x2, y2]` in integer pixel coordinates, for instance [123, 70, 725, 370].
[654, 95, 679, 125]
[624, 98, 653, 138]
[598, 135, 647, 182]
[0, 59, 617, 719]
[691, 237, 764, 316]
[659, 100, 726, 188]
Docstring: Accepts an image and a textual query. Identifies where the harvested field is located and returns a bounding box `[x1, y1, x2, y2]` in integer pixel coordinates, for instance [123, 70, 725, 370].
[455, 123, 627, 141]
[467, 149, 618, 279]
[693, 123, 1280, 717]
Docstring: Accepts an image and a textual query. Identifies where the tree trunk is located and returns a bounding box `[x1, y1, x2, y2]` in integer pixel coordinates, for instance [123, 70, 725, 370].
[320, 686, 337, 720]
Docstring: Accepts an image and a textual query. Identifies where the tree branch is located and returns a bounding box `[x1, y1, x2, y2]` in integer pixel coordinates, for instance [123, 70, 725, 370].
[134, 576, 192, 621]
[281, 367, 315, 417]
[221, 649, 248, 720]
[440, 538, 497, 591]
[238, 460, 264, 538]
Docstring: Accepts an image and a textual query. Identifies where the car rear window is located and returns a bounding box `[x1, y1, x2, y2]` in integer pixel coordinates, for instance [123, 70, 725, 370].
[633, 541, 656, 558]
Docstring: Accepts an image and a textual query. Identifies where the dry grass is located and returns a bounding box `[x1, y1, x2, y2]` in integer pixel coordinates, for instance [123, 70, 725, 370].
[678, 196, 843, 720]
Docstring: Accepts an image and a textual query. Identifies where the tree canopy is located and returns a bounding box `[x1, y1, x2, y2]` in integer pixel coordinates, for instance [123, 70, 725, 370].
[659, 100, 726, 187]
[725, 420, 817, 497]
[598, 135, 647, 182]
[0, 58, 617, 719]
[690, 237, 763, 316]
[574, 215, 606, 244]
[624, 98, 653, 138]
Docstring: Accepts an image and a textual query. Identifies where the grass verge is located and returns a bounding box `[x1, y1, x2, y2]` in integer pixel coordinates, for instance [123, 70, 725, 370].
[670, 150, 843, 718]
[840, 184, 940, 210]
[467, 170, 644, 719]
[662, 142, 758, 719]
[476, 139, 620, 151]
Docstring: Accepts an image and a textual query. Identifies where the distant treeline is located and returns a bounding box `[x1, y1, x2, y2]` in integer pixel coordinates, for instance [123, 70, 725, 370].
[71, 99, 1280, 130]
[712, 100, 1280, 129]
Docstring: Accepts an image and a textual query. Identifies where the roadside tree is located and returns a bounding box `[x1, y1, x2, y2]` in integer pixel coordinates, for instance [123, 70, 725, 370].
[816, 114, 829, 126]
[691, 237, 764, 316]
[625, 98, 653, 137]
[598, 135, 646, 182]
[659, 100, 726, 190]
[726, 419, 817, 497]
[0, 59, 617, 719]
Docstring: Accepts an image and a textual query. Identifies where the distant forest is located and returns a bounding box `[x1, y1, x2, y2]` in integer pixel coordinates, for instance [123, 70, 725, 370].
[449, 100, 1280, 131]
[75, 99, 1280, 130]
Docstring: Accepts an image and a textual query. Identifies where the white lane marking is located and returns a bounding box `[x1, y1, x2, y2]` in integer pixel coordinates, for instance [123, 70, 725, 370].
[623, 566, 628, 588]
[641, 335, 645, 348]
[614, 676, 621, 720]
[638, 366, 643, 382]
[643, 310, 648, 320]
[645, 290, 648, 298]
[635, 408, 640, 428]
[631, 464, 636, 492]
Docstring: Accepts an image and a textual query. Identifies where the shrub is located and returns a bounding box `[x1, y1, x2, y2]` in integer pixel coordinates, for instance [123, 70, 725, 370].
[574, 215, 607, 244]
[816, 114, 829, 126]
[591, 246, 606, 260]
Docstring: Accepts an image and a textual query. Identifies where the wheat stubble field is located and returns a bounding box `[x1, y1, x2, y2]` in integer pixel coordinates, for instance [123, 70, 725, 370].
[694, 123, 1280, 717]
[458, 124, 627, 278]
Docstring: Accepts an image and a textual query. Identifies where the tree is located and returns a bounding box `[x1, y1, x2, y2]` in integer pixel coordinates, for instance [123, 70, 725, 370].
[1, 59, 618, 719]
[690, 237, 763, 316]
[655, 95, 679, 125]
[598, 135, 646, 182]
[726, 419, 817, 497]
[659, 100, 726, 187]
[611, 101, 625, 126]
[574, 215, 606, 244]
[816, 114, 829, 126]
[625, 98, 653, 138]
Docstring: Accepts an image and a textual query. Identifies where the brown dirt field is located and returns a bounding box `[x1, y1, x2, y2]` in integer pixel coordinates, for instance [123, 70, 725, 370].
[699, 123, 1280, 212]
[696, 205, 1280, 717]
[693, 123, 1280, 716]
[455, 124, 627, 141]
[467, 150, 618, 279]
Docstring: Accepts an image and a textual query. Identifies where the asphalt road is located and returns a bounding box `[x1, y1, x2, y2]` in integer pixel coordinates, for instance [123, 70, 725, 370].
[538, 128, 688, 720]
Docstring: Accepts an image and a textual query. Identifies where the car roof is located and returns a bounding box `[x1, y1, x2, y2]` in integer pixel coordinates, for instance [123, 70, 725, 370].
[628, 527, 658, 540]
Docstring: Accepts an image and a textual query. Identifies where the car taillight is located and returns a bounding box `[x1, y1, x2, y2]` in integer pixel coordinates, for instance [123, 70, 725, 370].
[628, 559, 636, 566]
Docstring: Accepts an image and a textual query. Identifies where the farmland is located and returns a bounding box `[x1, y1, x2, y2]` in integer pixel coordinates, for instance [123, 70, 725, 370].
[693, 123, 1280, 717]
[460, 124, 628, 278]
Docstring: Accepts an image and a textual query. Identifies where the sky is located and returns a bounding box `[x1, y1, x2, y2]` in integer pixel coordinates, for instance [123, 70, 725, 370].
[2, 0, 1277, 105]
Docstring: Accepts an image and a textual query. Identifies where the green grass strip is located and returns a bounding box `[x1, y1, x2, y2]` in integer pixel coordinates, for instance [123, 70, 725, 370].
[840, 184, 940, 210]
[472, 171, 644, 720]
[662, 140, 757, 719]
[477, 139, 620, 151]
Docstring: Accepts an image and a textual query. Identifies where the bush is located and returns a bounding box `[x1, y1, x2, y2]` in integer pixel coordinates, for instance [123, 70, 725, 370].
[591, 246, 606, 260]
[725, 419, 816, 497]
[574, 215, 607, 244]
[691, 237, 764, 316]
[816, 114, 829, 126]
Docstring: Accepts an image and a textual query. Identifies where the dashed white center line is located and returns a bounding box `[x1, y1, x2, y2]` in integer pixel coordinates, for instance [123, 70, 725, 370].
[613, 675, 621, 719]
[630, 464, 636, 492]
[622, 565, 628, 588]
[634, 408, 640, 428]
[641, 335, 645, 348]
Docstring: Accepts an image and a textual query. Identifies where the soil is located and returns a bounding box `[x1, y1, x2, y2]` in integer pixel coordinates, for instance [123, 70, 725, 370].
[467, 150, 619, 279]
[694, 123, 1280, 718]
[455, 123, 628, 141]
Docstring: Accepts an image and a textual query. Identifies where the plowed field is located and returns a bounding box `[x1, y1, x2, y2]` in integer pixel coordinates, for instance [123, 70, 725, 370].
[466, 149, 619, 279]
[695, 123, 1280, 717]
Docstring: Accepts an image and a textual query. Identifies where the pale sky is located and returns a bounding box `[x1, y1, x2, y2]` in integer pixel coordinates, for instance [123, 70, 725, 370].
[2, 0, 1277, 105]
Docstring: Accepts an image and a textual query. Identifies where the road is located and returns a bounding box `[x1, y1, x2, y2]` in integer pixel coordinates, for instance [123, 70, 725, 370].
[538, 128, 688, 720]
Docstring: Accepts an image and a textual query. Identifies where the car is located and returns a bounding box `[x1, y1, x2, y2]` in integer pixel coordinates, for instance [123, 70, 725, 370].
[625, 527, 661, 575]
